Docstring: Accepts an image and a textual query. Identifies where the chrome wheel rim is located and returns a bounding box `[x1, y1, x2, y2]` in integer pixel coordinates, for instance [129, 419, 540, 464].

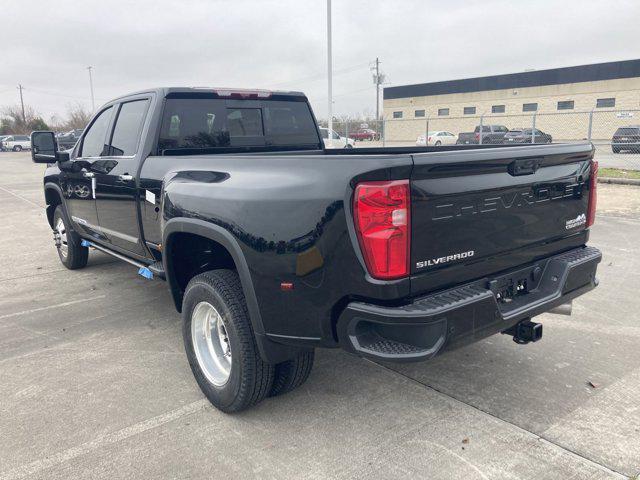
[191, 301, 232, 386]
[54, 218, 68, 258]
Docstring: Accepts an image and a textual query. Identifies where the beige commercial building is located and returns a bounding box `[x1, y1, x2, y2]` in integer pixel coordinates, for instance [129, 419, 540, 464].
[383, 59, 640, 142]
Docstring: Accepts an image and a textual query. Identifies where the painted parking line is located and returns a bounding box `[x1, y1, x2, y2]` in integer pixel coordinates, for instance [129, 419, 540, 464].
[0, 295, 107, 320]
[0, 399, 209, 480]
[0, 184, 44, 209]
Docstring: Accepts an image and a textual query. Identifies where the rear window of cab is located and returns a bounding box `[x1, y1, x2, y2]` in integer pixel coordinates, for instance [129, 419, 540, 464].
[158, 97, 321, 153]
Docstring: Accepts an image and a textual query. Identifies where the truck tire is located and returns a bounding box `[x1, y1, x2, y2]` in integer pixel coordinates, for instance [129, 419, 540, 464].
[13, 145, 22, 152]
[182, 269, 274, 413]
[269, 349, 314, 397]
[53, 205, 88, 269]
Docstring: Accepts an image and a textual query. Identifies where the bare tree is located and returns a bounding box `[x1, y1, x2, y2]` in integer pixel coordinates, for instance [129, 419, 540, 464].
[64, 103, 91, 130]
[48, 113, 65, 132]
[1, 105, 48, 134]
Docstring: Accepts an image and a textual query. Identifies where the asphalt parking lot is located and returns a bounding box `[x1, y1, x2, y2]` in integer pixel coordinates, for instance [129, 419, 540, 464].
[1, 151, 639, 479]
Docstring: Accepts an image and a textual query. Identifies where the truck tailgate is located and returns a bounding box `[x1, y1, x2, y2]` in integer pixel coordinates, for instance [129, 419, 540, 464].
[409, 143, 595, 294]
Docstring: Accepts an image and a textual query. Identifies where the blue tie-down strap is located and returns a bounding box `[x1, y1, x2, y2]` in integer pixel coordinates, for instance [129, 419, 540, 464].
[138, 267, 154, 280]
[81, 239, 92, 248]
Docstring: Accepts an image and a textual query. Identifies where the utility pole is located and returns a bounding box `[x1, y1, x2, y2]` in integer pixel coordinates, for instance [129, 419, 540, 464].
[371, 58, 385, 121]
[326, 0, 333, 146]
[17, 84, 26, 124]
[87, 66, 95, 111]
[374, 58, 380, 121]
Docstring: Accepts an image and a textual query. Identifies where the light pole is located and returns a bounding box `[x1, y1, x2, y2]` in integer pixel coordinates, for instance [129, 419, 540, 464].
[87, 66, 95, 111]
[326, 0, 333, 146]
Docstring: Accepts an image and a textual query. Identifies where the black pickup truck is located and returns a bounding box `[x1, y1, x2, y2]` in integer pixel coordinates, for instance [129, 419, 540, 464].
[31, 87, 601, 412]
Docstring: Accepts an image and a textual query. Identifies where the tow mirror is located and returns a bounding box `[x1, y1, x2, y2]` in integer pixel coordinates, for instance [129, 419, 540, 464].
[31, 131, 69, 163]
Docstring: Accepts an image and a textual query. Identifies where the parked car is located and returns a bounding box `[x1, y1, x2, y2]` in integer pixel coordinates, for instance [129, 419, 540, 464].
[31, 87, 600, 413]
[416, 131, 458, 146]
[457, 125, 509, 145]
[320, 127, 355, 148]
[2, 135, 31, 151]
[349, 128, 379, 141]
[456, 131, 476, 145]
[611, 126, 640, 153]
[503, 128, 552, 144]
[56, 129, 84, 150]
[0, 135, 10, 151]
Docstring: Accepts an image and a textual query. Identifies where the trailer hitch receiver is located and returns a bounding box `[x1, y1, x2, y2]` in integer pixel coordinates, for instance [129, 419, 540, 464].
[503, 319, 543, 345]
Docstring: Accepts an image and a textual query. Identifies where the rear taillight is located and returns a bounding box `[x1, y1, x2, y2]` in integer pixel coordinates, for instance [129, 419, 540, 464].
[353, 180, 410, 279]
[586, 161, 598, 227]
[474, 133, 479, 140]
[428, 136, 432, 142]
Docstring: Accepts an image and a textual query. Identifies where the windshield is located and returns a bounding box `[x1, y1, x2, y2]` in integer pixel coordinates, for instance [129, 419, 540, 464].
[615, 127, 640, 135]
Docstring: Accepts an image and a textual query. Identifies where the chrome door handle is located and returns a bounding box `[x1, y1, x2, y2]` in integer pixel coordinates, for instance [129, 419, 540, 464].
[83, 172, 95, 178]
[118, 174, 134, 181]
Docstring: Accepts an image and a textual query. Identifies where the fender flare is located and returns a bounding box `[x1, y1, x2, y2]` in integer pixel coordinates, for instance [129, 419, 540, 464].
[162, 218, 264, 336]
[163, 218, 306, 363]
[43, 182, 67, 227]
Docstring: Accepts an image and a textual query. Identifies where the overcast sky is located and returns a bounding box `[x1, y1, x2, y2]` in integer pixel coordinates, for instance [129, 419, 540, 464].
[1, 0, 638, 122]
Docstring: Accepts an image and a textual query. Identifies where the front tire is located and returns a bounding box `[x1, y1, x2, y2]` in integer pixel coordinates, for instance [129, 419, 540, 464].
[53, 205, 88, 269]
[13, 145, 22, 152]
[183, 270, 274, 413]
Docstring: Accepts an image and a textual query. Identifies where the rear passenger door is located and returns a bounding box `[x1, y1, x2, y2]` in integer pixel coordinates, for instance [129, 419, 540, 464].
[93, 97, 151, 258]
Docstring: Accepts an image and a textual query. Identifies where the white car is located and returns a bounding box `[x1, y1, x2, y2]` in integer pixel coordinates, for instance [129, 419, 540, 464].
[320, 128, 355, 149]
[2, 135, 31, 152]
[416, 131, 457, 146]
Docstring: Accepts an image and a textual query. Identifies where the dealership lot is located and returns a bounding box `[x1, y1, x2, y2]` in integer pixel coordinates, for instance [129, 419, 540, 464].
[355, 140, 640, 170]
[0, 152, 639, 479]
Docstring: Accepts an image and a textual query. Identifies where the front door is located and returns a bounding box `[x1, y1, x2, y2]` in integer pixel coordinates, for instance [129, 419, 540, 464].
[61, 105, 115, 240]
[93, 98, 151, 257]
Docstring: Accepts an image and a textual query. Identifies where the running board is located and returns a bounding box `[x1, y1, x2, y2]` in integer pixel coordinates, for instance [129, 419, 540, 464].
[80, 239, 165, 280]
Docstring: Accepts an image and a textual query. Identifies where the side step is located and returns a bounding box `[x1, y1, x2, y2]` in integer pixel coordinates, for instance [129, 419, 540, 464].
[148, 262, 166, 280]
[80, 239, 165, 280]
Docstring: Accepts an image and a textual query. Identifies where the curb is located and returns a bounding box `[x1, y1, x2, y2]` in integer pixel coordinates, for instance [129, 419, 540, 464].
[598, 177, 640, 186]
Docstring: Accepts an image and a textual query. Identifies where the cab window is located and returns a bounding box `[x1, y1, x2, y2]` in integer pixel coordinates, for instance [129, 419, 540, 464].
[157, 97, 320, 153]
[109, 99, 150, 156]
[80, 107, 113, 157]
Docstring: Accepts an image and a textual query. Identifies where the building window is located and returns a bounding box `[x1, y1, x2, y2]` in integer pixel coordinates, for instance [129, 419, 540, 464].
[463, 106, 476, 115]
[393, 111, 403, 119]
[522, 103, 538, 112]
[438, 108, 449, 116]
[596, 98, 615, 108]
[557, 100, 574, 110]
[414, 109, 425, 118]
[492, 105, 505, 113]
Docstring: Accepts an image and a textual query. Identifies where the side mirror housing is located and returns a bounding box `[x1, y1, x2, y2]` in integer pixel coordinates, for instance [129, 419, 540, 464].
[31, 131, 68, 163]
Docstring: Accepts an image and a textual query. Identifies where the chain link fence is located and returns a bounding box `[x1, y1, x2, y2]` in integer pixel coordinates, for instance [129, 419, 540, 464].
[362, 109, 640, 171]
